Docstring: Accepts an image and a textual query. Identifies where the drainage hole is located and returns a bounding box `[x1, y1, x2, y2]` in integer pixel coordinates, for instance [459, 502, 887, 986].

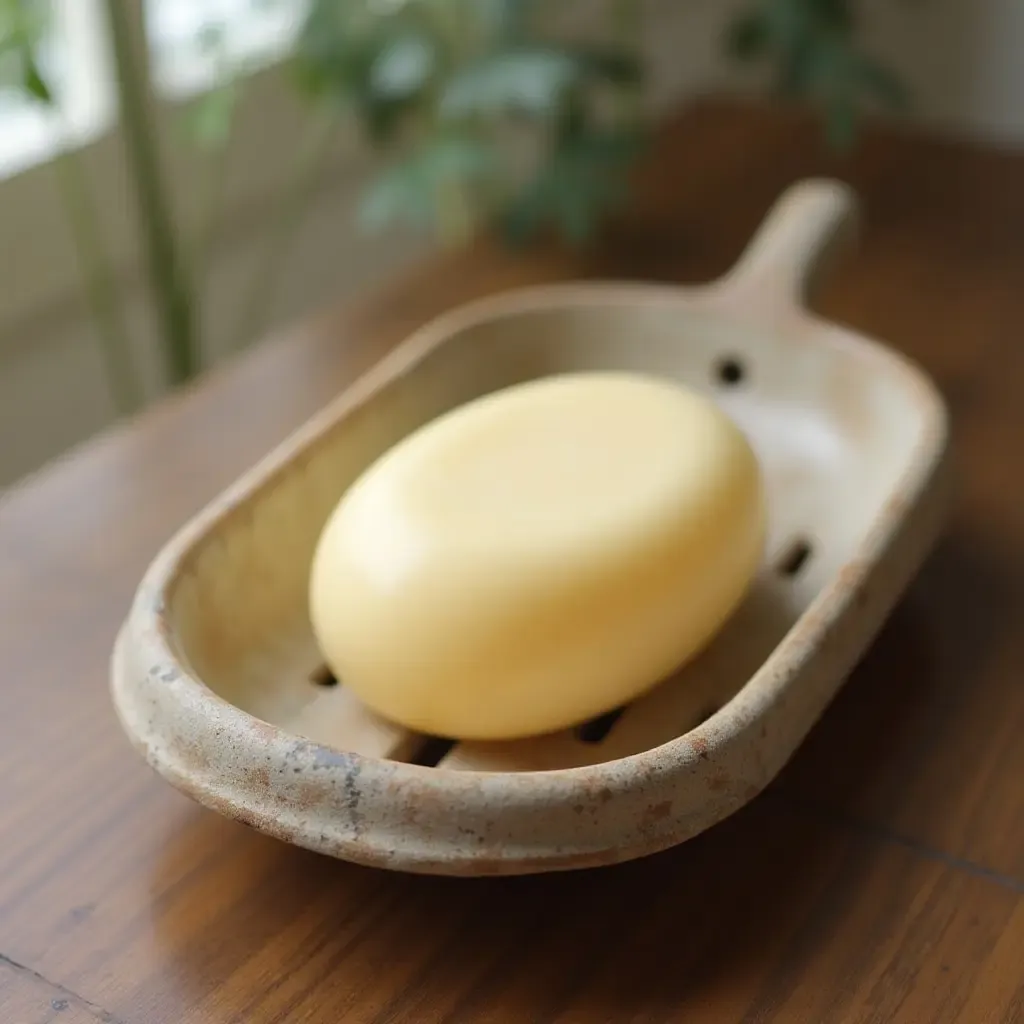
[576, 707, 626, 744]
[408, 736, 456, 767]
[310, 665, 338, 687]
[776, 537, 813, 578]
[714, 356, 747, 387]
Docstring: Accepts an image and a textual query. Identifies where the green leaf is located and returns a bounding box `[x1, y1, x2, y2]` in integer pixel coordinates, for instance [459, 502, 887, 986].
[292, 1, 376, 98]
[196, 20, 226, 56]
[369, 32, 436, 101]
[825, 95, 856, 150]
[183, 81, 238, 148]
[441, 49, 578, 118]
[774, 36, 816, 96]
[776, 28, 850, 99]
[479, 0, 531, 41]
[0, 0, 52, 102]
[812, 0, 855, 34]
[359, 136, 497, 234]
[501, 126, 645, 246]
[359, 163, 431, 232]
[851, 53, 908, 109]
[21, 53, 51, 103]
[726, 11, 771, 61]
[0, 44, 22, 90]
[765, 0, 811, 53]
[292, 2, 434, 141]
[441, 44, 642, 121]
[0, 0, 48, 51]
[569, 45, 643, 86]
[417, 136, 496, 184]
[357, 91, 413, 143]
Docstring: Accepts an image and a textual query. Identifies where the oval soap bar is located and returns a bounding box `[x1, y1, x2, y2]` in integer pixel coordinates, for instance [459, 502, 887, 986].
[309, 372, 765, 741]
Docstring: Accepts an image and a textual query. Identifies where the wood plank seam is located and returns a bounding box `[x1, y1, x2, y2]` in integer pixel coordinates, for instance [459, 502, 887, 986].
[0, 952, 126, 1024]
[778, 793, 1024, 896]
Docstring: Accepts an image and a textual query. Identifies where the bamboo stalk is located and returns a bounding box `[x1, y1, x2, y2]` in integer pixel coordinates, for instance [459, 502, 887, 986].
[11, 0, 144, 415]
[51, 143, 144, 415]
[101, 0, 199, 387]
[611, 0, 645, 123]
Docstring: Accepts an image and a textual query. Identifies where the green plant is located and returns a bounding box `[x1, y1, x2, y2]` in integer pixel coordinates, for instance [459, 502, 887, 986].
[103, 0, 199, 387]
[266, 0, 904, 244]
[283, 0, 649, 245]
[726, 0, 907, 148]
[1, 0, 906, 411]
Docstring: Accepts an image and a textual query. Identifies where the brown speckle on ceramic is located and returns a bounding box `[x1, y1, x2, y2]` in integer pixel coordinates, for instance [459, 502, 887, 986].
[110, 179, 950, 876]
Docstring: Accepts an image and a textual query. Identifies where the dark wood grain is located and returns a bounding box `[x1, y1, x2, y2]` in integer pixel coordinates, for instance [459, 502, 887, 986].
[1, 96, 1023, 1023]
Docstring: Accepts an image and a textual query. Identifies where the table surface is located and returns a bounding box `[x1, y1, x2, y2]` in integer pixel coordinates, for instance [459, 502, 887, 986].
[2, 97, 1023, 1024]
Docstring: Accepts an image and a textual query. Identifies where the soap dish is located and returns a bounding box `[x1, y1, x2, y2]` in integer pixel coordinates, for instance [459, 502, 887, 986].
[111, 179, 949, 876]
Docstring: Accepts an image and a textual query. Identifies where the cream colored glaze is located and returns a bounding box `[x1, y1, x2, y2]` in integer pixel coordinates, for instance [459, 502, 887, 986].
[309, 372, 765, 740]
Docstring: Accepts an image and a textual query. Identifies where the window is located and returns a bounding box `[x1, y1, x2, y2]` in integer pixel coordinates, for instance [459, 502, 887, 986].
[146, 0, 307, 98]
[0, 0, 327, 368]
[0, 0, 112, 178]
[0, 0, 306, 180]
[0, 0, 366, 488]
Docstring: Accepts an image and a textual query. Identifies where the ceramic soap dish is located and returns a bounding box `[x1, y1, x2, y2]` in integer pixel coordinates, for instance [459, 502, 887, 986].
[111, 179, 949, 876]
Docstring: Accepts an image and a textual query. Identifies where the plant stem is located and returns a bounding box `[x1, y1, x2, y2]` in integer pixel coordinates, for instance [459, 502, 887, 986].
[51, 144, 144, 415]
[189, 39, 239, 307]
[230, 108, 336, 351]
[611, 0, 644, 122]
[102, 0, 199, 387]
[191, 130, 232, 309]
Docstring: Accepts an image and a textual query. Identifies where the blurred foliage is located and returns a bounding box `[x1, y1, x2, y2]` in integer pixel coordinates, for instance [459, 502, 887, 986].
[0, 0, 908, 405]
[0, 0, 51, 101]
[276, 0, 653, 244]
[0, 0, 908, 251]
[230, 0, 904, 246]
[727, 0, 907, 149]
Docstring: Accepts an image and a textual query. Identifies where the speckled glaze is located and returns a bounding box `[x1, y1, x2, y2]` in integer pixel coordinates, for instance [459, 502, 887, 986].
[111, 180, 950, 875]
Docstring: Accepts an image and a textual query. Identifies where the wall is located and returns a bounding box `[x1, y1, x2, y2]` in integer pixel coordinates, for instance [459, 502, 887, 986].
[646, 0, 1024, 142]
[2, 0, 1023, 489]
[0, 157, 431, 487]
[0, 70, 433, 488]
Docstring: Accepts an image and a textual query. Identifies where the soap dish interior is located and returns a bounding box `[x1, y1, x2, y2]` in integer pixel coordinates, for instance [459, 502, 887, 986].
[112, 180, 948, 875]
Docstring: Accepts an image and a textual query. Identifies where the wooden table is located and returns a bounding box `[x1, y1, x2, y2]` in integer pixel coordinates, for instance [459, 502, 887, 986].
[2, 97, 1023, 1023]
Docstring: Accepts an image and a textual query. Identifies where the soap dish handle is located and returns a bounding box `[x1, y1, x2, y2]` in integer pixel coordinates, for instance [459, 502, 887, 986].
[717, 178, 859, 315]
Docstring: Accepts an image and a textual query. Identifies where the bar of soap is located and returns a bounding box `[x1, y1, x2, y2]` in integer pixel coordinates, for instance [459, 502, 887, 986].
[309, 372, 765, 741]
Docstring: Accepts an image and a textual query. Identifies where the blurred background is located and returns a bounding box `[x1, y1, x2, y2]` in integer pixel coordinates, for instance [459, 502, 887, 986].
[0, 0, 1022, 489]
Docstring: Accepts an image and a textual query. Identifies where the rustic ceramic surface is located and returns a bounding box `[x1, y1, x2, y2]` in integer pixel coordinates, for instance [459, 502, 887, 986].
[111, 179, 950, 876]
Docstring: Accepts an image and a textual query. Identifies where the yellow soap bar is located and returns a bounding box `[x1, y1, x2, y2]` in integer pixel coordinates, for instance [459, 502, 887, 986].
[309, 372, 765, 741]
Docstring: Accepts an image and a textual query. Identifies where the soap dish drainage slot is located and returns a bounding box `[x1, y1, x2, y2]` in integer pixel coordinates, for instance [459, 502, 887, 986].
[310, 665, 338, 688]
[775, 537, 813, 578]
